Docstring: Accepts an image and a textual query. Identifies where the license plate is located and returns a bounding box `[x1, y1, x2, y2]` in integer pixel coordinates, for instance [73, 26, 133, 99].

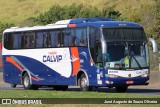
[126, 81, 134, 84]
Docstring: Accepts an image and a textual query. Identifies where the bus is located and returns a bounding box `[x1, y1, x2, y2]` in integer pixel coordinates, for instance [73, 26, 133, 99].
[2, 18, 158, 92]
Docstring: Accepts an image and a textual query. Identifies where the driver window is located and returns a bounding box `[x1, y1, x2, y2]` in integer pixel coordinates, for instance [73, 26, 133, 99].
[95, 43, 102, 67]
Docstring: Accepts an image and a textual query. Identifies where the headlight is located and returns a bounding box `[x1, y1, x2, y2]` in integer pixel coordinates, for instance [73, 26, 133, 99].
[105, 74, 118, 78]
[141, 73, 149, 77]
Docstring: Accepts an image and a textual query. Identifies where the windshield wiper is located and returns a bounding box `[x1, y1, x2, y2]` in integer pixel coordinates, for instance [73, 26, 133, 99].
[125, 41, 142, 69]
[130, 53, 142, 69]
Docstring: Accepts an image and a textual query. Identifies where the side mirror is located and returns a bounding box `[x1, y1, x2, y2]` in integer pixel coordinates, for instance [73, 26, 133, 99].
[149, 38, 158, 53]
[101, 39, 106, 54]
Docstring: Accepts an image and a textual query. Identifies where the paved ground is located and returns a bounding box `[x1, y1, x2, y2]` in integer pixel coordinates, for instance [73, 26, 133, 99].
[0, 71, 160, 96]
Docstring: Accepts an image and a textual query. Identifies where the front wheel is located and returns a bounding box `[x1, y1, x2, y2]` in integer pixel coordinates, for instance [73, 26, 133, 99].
[80, 74, 92, 91]
[22, 73, 38, 90]
[115, 86, 128, 93]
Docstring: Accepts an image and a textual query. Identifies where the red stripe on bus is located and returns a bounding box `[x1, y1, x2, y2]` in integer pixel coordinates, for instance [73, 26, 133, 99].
[31, 76, 39, 81]
[6, 57, 23, 71]
[68, 24, 76, 28]
[71, 47, 80, 76]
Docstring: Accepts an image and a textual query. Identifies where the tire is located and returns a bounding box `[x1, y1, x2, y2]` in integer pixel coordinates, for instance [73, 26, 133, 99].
[80, 74, 92, 91]
[22, 73, 39, 90]
[53, 86, 68, 91]
[115, 86, 128, 93]
[11, 84, 16, 88]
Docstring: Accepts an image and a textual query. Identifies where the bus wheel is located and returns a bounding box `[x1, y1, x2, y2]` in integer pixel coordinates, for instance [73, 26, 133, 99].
[80, 74, 92, 91]
[11, 84, 16, 88]
[115, 86, 128, 93]
[53, 86, 68, 91]
[23, 73, 31, 90]
[23, 73, 39, 90]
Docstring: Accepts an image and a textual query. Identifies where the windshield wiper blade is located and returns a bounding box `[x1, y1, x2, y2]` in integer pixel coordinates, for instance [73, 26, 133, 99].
[131, 55, 142, 69]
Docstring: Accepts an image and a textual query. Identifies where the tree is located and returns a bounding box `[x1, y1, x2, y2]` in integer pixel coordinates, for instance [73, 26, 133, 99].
[101, 7, 121, 19]
[0, 22, 14, 41]
[151, 0, 160, 49]
[36, 4, 121, 25]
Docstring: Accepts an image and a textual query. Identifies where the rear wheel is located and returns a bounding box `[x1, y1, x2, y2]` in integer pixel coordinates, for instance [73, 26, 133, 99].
[80, 74, 92, 91]
[115, 86, 128, 93]
[11, 84, 16, 88]
[23, 73, 38, 90]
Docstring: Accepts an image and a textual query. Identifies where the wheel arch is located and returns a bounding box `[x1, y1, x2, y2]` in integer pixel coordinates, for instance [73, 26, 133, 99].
[76, 69, 89, 86]
[21, 69, 32, 85]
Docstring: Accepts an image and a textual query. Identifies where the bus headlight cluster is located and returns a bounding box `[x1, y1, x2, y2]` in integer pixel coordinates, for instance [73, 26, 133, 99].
[141, 73, 149, 77]
[105, 74, 118, 78]
[105, 80, 113, 84]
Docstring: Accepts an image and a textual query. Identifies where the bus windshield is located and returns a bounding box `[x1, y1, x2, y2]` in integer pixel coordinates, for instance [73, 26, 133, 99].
[102, 28, 149, 70]
[103, 28, 146, 41]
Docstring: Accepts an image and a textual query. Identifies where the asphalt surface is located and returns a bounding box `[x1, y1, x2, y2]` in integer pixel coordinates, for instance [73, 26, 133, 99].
[0, 71, 160, 96]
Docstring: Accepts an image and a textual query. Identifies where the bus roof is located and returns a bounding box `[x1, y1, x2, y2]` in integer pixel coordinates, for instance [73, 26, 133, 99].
[3, 18, 142, 33]
[3, 24, 67, 33]
[56, 18, 142, 28]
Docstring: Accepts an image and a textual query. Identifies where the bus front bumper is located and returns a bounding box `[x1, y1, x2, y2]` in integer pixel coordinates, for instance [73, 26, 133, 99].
[105, 77, 149, 87]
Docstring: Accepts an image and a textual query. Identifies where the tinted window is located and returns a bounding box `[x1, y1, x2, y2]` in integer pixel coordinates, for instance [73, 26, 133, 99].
[75, 28, 87, 47]
[24, 32, 35, 48]
[89, 27, 99, 48]
[49, 31, 60, 47]
[103, 28, 146, 41]
[4, 33, 13, 50]
[64, 28, 87, 47]
[13, 33, 23, 49]
[36, 32, 43, 48]
[4, 28, 88, 50]
[64, 29, 74, 47]
[89, 27, 100, 63]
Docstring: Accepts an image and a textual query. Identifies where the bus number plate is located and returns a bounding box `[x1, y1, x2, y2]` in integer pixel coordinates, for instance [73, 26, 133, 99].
[126, 81, 134, 84]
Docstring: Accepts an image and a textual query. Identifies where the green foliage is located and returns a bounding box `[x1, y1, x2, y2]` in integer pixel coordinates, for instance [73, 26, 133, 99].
[36, 4, 121, 25]
[151, 0, 160, 49]
[101, 7, 121, 19]
[139, 4, 153, 34]
[19, 17, 37, 27]
[0, 22, 14, 41]
[0, 22, 14, 31]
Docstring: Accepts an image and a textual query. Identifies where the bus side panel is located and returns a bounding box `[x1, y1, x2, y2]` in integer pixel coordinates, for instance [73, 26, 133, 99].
[56, 47, 99, 86]
[77, 47, 107, 87]
[2, 48, 106, 87]
[77, 48, 100, 86]
[14, 56, 58, 85]
[2, 56, 21, 84]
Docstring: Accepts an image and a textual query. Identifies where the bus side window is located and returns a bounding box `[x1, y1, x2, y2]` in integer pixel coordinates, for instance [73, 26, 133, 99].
[24, 32, 35, 48]
[42, 32, 48, 48]
[36, 32, 43, 48]
[72, 36, 76, 46]
[96, 43, 103, 67]
[57, 30, 65, 47]
[50, 30, 59, 47]
[4, 33, 13, 50]
[13, 33, 23, 49]
[64, 29, 74, 47]
[89, 27, 99, 63]
[75, 28, 87, 47]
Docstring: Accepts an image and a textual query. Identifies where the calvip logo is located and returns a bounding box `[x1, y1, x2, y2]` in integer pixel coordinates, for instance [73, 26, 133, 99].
[2, 99, 12, 104]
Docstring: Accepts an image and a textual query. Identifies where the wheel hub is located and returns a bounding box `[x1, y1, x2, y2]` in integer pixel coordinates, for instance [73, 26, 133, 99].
[24, 76, 29, 87]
